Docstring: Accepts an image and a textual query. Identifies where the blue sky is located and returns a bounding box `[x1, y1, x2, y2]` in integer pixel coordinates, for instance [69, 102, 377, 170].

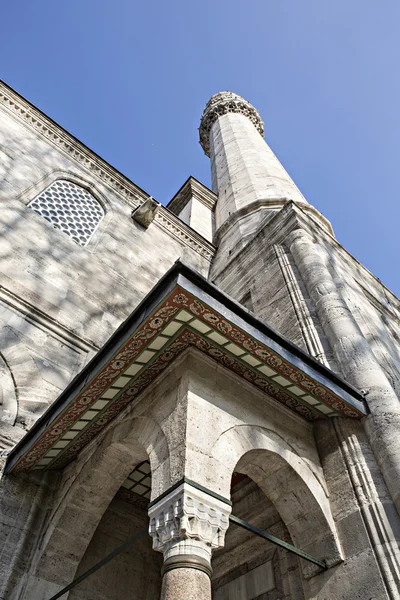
[1, 1, 400, 295]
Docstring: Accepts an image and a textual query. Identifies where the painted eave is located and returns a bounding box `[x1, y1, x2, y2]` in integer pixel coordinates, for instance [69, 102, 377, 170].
[4, 261, 366, 475]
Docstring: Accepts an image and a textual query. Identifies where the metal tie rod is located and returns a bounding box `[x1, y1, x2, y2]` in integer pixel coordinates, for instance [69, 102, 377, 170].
[229, 514, 327, 569]
[47, 515, 325, 599]
[47, 528, 147, 600]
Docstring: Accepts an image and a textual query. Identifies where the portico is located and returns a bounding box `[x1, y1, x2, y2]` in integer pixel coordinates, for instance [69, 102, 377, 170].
[2, 261, 379, 600]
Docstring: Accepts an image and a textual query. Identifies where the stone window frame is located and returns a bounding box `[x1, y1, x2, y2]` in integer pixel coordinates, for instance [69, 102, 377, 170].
[17, 169, 114, 252]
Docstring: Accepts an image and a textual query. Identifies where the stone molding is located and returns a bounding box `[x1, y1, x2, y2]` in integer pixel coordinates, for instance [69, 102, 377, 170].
[0, 284, 98, 353]
[358, 282, 400, 325]
[199, 92, 264, 157]
[274, 244, 334, 369]
[154, 211, 215, 261]
[168, 177, 218, 215]
[148, 481, 231, 561]
[214, 197, 334, 246]
[0, 83, 215, 262]
[0, 354, 17, 426]
[116, 488, 149, 511]
[162, 554, 213, 578]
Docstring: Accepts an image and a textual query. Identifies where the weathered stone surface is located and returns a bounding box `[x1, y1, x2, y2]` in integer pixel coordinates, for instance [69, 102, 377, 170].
[68, 497, 162, 600]
[161, 567, 211, 600]
[0, 83, 213, 442]
[288, 228, 400, 517]
[1, 84, 400, 600]
[167, 177, 217, 243]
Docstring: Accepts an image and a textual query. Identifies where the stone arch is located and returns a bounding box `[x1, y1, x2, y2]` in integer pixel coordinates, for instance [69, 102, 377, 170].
[29, 414, 169, 595]
[16, 168, 114, 250]
[212, 425, 342, 575]
[0, 352, 17, 425]
[0, 327, 43, 428]
[17, 168, 112, 213]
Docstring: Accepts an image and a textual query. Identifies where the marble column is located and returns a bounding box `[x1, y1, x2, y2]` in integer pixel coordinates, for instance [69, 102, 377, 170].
[288, 228, 400, 516]
[148, 481, 231, 600]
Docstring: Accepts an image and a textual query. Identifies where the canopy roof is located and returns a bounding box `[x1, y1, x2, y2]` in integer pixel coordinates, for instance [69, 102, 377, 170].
[5, 262, 366, 475]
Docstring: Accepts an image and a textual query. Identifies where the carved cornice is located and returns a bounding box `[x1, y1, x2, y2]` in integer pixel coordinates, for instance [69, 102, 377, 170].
[148, 481, 231, 558]
[214, 197, 333, 247]
[358, 283, 400, 324]
[199, 92, 264, 157]
[154, 211, 215, 261]
[0, 82, 215, 263]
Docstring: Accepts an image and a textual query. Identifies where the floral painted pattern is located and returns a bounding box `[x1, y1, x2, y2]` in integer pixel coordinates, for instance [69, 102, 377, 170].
[13, 286, 364, 473]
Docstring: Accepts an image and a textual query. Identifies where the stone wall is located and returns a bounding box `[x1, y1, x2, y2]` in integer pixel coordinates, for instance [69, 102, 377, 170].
[211, 206, 335, 367]
[2, 84, 400, 600]
[0, 470, 60, 600]
[213, 477, 304, 600]
[0, 89, 213, 440]
[1, 346, 398, 599]
[209, 202, 400, 597]
[212, 201, 400, 383]
[68, 497, 162, 600]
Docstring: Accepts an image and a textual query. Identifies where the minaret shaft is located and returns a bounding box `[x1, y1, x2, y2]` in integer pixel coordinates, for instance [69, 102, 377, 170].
[210, 112, 306, 231]
[199, 92, 332, 259]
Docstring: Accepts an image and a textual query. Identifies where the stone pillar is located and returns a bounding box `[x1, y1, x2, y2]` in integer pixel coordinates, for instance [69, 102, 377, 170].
[148, 481, 231, 600]
[160, 567, 211, 600]
[288, 228, 400, 516]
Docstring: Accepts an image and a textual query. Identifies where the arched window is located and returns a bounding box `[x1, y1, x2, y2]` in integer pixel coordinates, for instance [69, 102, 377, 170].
[29, 179, 105, 246]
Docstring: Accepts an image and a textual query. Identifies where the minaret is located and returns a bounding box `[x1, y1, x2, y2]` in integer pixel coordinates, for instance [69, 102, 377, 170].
[199, 92, 332, 260]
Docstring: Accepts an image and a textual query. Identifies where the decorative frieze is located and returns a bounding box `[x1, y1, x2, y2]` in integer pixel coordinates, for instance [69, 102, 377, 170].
[154, 212, 215, 261]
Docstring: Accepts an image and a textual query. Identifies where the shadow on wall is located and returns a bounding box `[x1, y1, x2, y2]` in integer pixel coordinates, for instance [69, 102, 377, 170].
[26, 414, 168, 597]
[0, 166, 177, 436]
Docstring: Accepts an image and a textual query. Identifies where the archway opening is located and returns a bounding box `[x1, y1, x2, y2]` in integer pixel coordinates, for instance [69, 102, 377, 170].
[29, 415, 169, 600]
[211, 473, 305, 600]
[67, 459, 162, 600]
[211, 425, 341, 582]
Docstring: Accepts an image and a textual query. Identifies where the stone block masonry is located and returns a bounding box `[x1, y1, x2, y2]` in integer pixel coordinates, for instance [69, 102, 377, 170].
[0, 84, 400, 600]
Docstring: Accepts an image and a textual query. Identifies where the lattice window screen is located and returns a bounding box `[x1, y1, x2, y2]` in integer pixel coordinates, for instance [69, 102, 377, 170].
[29, 180, 104, 246]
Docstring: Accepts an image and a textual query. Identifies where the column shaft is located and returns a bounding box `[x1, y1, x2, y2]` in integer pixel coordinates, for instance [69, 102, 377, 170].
[160, 567, 211, 600]
[288, 229, 400, 515]
[148, 481, 230, 600]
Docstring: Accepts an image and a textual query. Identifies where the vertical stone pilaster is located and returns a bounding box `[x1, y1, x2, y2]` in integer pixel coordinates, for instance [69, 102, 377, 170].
[148, 481, 231, 600]
[288, 228, 400, 517]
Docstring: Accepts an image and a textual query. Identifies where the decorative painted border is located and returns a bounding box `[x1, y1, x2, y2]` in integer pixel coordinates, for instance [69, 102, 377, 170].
[12, 286, 364, 473]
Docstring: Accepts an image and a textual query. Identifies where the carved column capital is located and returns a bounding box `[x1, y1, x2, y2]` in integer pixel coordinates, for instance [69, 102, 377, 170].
[148, 481, 231, 572]
[199, 91, 264, 156]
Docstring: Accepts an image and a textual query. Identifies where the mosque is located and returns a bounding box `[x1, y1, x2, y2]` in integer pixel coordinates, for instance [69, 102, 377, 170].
[0, 81, 399, 599]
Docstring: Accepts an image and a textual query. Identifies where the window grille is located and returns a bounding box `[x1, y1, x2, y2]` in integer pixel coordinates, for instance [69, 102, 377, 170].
[29, 180, 104, 246]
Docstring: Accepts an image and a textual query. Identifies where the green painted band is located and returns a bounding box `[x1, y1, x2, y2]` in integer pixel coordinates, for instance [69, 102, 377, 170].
[162, 555, 212, 578]
[148, 476, 232, 509]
